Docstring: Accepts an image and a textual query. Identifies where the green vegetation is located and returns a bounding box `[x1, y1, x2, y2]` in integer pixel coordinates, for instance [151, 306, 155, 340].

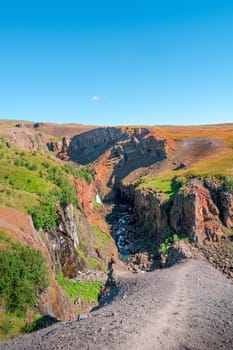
[135, 150, 233, 202]
[0, 232, 49, 315]
[0, 232, 50, 340]
[75, 239, 101, 270]
[29, 199, 57, 231]
[0, 311, 41, 340]
[63, 163, 93, 184]
[91, 224, 110, 249]
[159, 232, 189, 256]
[56, 271, 103, 302]
[0, 185, 39, 211]
[136, 174, 186, 200]
[87, 256, 99, 269]
[0, 140, 78, 229]
[93, 201, 103, 209]
[224, 176, 233, 191]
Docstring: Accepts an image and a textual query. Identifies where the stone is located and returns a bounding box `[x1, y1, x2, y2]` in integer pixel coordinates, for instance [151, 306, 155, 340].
[77, 314, 88, 321]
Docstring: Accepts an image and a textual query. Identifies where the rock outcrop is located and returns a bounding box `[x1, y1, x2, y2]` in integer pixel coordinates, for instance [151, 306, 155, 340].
[68, 127, 128, 164]
[43, 204, 80, 278]
[120, 179, 225, 248]
[170, 179, 223, 243]
[220, 191, 233, 228]
[47, 137, 70, 160]
[7, 129, 48, 153]
[133, 188, 168, 237]
[165, 240, 193, 267]
[87, 128, 169, 200]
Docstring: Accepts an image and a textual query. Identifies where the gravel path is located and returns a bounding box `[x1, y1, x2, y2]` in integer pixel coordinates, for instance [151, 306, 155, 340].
[1, 258, 233, 350]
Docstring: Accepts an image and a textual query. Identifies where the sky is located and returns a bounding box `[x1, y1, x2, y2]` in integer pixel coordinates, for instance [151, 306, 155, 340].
[0, 0, 233, 126]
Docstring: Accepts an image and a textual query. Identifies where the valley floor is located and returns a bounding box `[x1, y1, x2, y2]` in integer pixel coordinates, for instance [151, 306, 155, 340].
[1, 257, 233, 350]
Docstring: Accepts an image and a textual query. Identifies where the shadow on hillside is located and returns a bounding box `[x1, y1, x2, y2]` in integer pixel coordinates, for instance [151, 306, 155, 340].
[24, 315, 59, 334]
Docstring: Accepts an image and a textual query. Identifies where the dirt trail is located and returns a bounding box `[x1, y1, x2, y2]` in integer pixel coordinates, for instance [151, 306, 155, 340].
[1, 258, 233, 350]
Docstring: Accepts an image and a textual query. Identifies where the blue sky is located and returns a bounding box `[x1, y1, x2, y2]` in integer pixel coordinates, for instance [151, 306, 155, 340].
[0, 0, 233, 126]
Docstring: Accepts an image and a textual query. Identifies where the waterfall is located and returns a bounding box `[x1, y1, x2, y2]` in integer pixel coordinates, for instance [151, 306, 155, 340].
[96, 193, 102, 204]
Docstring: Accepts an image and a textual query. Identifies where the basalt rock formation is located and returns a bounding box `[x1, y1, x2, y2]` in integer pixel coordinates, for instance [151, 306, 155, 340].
[220, 191, 233, 228]
[170, 179, 223, 243]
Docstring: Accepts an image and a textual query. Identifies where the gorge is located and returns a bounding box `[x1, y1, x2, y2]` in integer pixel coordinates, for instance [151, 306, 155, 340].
[0, 121, 233, 349]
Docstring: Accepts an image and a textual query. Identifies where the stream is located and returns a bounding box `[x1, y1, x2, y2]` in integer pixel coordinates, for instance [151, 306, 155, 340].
[111, 204, 132, 260]
[106, 200, 159, 272]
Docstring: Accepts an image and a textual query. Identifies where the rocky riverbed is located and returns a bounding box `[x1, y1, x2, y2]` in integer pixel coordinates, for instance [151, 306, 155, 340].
[107, 203, 158, 272]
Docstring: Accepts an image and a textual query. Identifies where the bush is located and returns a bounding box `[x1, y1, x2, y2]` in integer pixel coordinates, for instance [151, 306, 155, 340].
[30, 200, 57, 231]
[224, 176, 233, 191]
[63, 164, 93, 184]
[159, 233, 187, 256]
[58, 177, 77, 206]
[0, 233, 49, 315]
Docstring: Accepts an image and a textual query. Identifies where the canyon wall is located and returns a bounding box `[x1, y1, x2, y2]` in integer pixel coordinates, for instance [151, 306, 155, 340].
[120, 179, 233, 246]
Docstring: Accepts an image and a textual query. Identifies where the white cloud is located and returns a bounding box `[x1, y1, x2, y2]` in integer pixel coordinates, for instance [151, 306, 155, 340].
[91, 95, 101, 101]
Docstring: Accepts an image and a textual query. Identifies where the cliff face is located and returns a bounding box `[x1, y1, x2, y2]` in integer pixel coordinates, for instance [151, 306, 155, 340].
[120, 179, 227, 247]
[170, 179, 223, 243]
[133, 189, 168, 241]
[68, 127, 128, 164]
[220, 191, 233, 228]
[0, 207, 74, 320]
[43, 204, 80, 278]
[76, 127, 169, 200]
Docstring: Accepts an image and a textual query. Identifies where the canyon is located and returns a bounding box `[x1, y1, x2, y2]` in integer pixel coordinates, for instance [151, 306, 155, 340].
[0, 121, 233, 349]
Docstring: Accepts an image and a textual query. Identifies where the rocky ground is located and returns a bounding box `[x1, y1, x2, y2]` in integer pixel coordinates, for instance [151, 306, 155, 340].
[1, 257, 233, 350]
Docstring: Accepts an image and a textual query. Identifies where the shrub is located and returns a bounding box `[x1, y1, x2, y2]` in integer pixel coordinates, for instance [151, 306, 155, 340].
[30, 200, 57, 231]
[159, 233, 188, 256]
[58, 177, 77, 206]
[27, 163, 37, 171]
[224, 176, 233, 191]
[0, 233, 49, 315]
[63, 164, 93, 184]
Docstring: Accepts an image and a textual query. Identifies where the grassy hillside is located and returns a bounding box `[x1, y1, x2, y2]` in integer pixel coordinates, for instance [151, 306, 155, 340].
[136, 153, 233, 200]
[0, 139, 93, 229]
[135, 131, 233, 199]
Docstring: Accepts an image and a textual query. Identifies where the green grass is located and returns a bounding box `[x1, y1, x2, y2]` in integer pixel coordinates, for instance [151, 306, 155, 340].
[56, 272, 103, 302]
[63, 163, 93, 184]
[0, 185, 39, 211]
[75, 240, 100, 270]
[0, 164, 53, 195]
[135, 149, 233, 199]
[87, 256, 99, 269]
[136, 173, 184, 200]
[0, 312, 26, 340]
[91, 224, 110, 249]
[0, 141, 78, 225]
[0, 311, 40, 341]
